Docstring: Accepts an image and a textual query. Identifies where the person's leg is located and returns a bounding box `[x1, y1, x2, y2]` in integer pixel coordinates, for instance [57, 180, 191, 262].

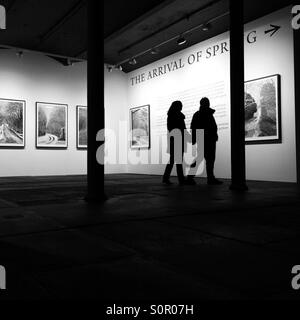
[163, 149, 174, 184]
[186, 159, 198, 184]
[176, 163, 185, 184]
[206, 142, 222, 185]
[205, 142, 215, 178]
[186, 144, 203, 184]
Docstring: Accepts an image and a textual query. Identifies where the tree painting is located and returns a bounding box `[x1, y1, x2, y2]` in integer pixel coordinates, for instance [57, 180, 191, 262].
[0, 99, 25, 147]
[244, 75, 280, 144]
[37, 103, 67, 148]
[130, 105, 150, 149]
[77, 106, 87, 148]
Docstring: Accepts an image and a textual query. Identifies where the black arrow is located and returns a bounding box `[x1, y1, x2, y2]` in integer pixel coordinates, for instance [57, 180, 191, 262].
[265, 24, 281, 37]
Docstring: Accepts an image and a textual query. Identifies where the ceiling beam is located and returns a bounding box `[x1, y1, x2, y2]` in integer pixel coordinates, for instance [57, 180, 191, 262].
[37, 0, 87, 47]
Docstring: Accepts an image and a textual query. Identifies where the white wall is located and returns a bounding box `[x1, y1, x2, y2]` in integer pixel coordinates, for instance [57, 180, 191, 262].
[0, 50, 127, 177]
[0, 51, 88, 177]
[244, 8, 297, 182]
[125, 6, 297, 183]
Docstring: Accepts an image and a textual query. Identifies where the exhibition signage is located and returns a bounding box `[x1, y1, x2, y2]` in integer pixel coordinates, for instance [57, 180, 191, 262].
[0, 5, 6, 30]
[129, 24, 284, 87]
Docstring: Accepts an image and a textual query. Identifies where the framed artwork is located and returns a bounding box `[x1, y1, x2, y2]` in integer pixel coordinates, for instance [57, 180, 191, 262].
[36, 102, 68, 148]
[245, 74, 281, 144]
[0, 98, 25, 148]
[130, 104, 150, 149]
[76, 106, 87, 149]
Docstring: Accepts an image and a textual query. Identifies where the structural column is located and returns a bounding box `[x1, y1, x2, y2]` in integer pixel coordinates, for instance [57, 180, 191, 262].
[294, 29, 300, 184]
[229, 0, 248, 191]
[86, 0, 106, 201]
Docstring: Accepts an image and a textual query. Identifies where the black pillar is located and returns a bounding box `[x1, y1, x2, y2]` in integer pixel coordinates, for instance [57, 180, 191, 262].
[86, 0, 106, 202]
[294, 29, 300, 184]
[229, 0, 248, 191]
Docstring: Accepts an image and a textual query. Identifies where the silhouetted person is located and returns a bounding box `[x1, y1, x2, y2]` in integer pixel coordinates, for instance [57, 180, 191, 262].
[162, 101, 186, 185]
[187, 97, 223, 185]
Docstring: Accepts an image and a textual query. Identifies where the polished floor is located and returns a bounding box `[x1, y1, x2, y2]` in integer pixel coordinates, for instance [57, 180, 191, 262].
[0, 174, 300, 300]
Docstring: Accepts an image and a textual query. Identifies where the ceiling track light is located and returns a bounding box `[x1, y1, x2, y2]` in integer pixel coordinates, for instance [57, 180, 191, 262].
[150, 47, 159, 55]
[115, 65, 123, 71]
[16, 51, 23, 58]
[202, 23, 211, 31]
[66, 58, 74, 66]
[114, 11, 229, 69]
[177, 35, 187, 46]
[129, 58, 137, 65]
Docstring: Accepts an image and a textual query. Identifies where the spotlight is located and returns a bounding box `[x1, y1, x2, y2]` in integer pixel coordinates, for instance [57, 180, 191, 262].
[115, 65, 123, 71]
[202, 23, 211, 31]
[177, 35, 187, 46]
[66, 58, 74, 66]
[107, 66, 113, 72]
[150, 48, 159, 55]
[16, 51, 23, 58]
[129, 58, 137, 65]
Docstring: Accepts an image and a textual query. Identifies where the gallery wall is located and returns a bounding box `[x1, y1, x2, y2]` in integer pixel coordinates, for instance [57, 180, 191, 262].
[0, 50, 129, 177]
[125, 6, 297, 183]
[1, 6, 295, 182]
[0, 51, 88, 177]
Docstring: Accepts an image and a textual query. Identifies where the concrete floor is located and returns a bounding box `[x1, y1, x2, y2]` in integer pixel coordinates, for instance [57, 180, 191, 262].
[0, 174, 300, 300]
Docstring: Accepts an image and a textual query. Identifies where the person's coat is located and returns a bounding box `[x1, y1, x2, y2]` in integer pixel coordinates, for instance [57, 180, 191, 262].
[191, 107, 218, 145]
[166, 111, 188, 154]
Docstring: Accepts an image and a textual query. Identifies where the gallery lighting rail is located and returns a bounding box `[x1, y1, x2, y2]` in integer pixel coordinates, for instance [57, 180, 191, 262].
[110, 11, 229, 71]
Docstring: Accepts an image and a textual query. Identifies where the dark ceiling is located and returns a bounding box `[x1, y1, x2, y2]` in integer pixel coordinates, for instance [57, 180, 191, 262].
[0, 0, 294, 69]
[104, 0, 294, 73]
[0, 0, 87, 60]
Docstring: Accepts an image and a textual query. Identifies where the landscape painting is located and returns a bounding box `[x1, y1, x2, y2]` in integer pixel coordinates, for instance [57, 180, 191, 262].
[245, 75, 281, 144]
[36, 102, 68, 148]
[0, 98, 25, 148]
[130, 105, 150, 149]
[77, 106, 87, 149]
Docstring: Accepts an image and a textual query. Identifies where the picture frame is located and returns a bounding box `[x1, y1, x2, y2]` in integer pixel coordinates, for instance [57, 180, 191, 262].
[36, 102, 68, 148]
[130, 104, 150, 149]
[245, 74, 281, 145]
[0, 98, 26, 148]
[76, 105, 87, 149]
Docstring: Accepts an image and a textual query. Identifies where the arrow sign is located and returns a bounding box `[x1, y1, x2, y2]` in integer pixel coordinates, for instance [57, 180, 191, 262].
[265, 24, 281, 37]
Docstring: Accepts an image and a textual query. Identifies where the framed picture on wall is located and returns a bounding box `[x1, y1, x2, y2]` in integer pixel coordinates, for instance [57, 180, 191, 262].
[245, 74, 281, 144]
[76, 106, 87, 149]
[36, 102, 68, 148]
[0, 98, 25, 148]
[130, 104, 150, 149]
